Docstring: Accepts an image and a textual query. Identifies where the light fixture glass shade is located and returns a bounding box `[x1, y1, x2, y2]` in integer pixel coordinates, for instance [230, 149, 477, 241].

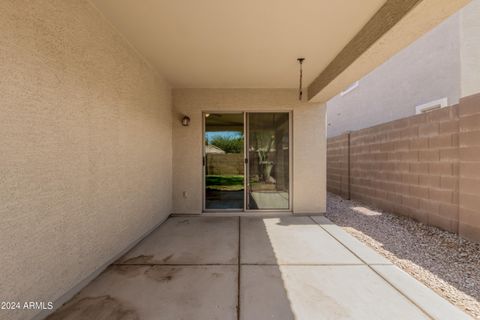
[182, 116, 190, 126]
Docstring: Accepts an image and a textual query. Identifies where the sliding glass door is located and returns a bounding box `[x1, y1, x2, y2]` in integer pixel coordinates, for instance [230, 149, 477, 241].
[203, 112, 290, 211]
[247, 113, 290, 210]
[204, 113, 245, 210]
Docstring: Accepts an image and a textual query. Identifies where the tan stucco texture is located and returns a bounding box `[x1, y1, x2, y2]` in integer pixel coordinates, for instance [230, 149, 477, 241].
[172, 89, 326, 215]
[0, 1, 172, 319]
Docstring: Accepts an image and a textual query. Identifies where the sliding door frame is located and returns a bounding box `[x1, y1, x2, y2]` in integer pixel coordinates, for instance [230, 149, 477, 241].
[245, 111, 293, 212]
[202, 111, 246, 212]
[202, 111, 293, 213]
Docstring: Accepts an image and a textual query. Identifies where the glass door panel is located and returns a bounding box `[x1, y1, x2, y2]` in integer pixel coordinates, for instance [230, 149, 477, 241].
[204, 113, 244, 210]
[247, 113, 290, 210]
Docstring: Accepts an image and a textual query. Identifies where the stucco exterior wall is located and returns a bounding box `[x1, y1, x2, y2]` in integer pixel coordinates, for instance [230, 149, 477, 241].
[326, 11, 462, 138]
[0, 1, 172, 319]
[460, 0, 480, 97]
[172, 89, 326, 214]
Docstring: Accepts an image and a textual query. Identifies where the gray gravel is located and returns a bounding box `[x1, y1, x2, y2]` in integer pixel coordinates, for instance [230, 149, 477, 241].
[326, 192, 480, 319]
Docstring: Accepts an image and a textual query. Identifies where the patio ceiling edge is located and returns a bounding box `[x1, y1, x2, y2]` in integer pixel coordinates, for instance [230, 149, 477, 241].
[307, 0, 471, 103]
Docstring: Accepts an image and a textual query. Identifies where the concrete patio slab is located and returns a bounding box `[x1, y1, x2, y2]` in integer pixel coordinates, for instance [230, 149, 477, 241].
[240, 265, 430, 320]
[46, 216, 471, 320]
[241, 216, 362, 265]
[116, 217, 238, 265]
[311, 216, 392, 265]
[47, 265, 237, 320]
[372, 265, 473, 320]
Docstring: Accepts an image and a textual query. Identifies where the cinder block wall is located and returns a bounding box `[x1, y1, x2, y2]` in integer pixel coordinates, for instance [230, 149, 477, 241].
[327, 93, 480, 242]
[206, 153, 244, 175]
[459, 94, 480, 240]
[326, 134, 350, 199]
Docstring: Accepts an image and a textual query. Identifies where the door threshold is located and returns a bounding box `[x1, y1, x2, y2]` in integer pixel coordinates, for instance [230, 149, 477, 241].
[200, 211, 294, 217]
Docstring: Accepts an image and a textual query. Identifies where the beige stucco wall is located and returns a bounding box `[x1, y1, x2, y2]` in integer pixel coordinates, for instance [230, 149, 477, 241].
[172, 89, 326, 214]
[0, 1, 172, 320]
[327, 0, 480, 138]
[460, 0, 480, 98]
[327, 11, 462, 138]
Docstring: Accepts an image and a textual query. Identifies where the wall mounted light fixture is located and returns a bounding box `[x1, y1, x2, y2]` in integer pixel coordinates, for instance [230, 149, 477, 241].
[181, 115, 190, 126]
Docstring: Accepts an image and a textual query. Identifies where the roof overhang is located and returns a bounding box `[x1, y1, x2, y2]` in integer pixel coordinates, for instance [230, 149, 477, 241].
[89, 0, 471, 102]
[308, 0, 471, 102]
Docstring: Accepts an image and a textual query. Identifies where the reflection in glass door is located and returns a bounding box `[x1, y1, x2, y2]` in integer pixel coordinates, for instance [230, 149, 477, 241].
[247, 113, 290, 210]
[204, 113, 244, 210]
